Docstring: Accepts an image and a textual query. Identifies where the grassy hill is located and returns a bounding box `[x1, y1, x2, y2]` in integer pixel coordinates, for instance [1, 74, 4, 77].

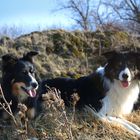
[0, 29, 140, 139]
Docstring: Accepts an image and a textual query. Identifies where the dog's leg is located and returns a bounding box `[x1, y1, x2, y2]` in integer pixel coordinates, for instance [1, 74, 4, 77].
[85, 106, 140, 137]
[84, 105, 105, 120]
[116, 117, 140, 131]
[106, 116, 140, 137]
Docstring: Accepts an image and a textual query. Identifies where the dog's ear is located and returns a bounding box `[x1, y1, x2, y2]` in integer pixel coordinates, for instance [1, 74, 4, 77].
[102, 50, 118, 60]
[133, 51, 140, 79]
[129, 50, 140, 59]
[22, 51, 39, 63]
[134, 52, 140, 68]
[2, 54, 18, 72]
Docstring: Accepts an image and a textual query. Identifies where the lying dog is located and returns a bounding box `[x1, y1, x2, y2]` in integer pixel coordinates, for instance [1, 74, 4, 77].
[0, 51, 39, 119]
[41, 50, 140, 136]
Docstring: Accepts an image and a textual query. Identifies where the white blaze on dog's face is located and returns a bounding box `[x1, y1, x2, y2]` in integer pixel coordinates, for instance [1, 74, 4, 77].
[29, 72, 38, 90]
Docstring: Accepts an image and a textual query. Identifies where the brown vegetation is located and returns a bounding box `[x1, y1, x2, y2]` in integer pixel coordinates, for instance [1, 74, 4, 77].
[0, 30, 140, 139]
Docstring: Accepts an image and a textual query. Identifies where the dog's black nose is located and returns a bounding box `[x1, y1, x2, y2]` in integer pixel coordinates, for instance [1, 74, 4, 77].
[122, 73, 128, 80]
[31, 83, 38, 88]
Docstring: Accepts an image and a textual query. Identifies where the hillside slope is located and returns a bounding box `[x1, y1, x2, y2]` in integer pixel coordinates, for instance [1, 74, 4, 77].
[0, 30, 140, 140]
[0, 29, 139, 79]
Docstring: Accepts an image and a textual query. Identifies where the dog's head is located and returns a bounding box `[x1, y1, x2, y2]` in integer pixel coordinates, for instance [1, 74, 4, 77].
[103, 50, 140, 88]
[2, 51, 39, 99]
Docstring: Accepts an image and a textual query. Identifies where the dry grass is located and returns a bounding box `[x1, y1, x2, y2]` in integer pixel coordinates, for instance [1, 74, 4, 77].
[0, 86, 139, 140]
[0, 30, 140, 139]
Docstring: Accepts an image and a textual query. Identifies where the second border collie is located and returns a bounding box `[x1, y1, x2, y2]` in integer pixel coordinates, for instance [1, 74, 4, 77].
[41, 50, 140, 136]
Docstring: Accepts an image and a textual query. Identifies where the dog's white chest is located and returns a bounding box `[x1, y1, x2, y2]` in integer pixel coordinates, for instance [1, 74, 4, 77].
[99, 80, 140, 117]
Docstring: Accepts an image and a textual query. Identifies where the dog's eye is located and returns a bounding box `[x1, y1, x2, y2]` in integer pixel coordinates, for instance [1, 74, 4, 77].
[22, 70, 28, 74]
[117, 62, 123, 66]
[30, 69, 35, 74]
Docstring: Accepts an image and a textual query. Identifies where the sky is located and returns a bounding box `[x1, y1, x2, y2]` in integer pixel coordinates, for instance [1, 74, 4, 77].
[0, 0, 74, 32]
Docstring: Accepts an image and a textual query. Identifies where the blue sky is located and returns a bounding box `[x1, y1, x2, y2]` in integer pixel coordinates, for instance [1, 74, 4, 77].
[0, 0, 74, 31]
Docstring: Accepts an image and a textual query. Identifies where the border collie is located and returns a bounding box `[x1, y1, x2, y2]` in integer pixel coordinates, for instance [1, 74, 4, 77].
[41, 50, 140, 136]
[0, 51, 39, 119]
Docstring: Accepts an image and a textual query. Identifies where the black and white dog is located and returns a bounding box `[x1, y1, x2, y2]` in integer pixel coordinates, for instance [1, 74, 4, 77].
[0, 51, 39, 119]
[41, 50, 140, 136]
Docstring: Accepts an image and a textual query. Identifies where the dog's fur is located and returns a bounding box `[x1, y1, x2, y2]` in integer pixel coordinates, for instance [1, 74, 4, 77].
[41, 50, 140, 136]
[0, 51, 39, 119]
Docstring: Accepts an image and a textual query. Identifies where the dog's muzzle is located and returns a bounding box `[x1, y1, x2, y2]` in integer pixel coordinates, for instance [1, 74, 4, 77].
[21, 86, 37, 97]
[120, 73, 130, 88]
[11, 81, 38, 98]
[119, 68, 131, 88]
